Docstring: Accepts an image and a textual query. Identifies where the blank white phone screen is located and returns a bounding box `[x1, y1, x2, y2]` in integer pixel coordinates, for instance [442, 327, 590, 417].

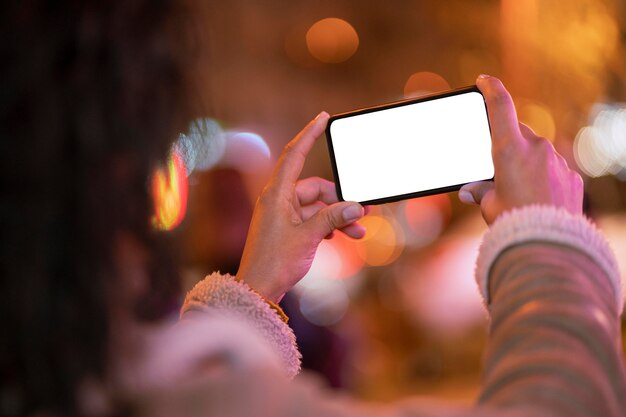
[328, 91, 494, 203]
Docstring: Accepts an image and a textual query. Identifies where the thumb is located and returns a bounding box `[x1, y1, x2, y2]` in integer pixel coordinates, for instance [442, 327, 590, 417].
[459, 181, 494, 205]
[305, 202, 364, 240]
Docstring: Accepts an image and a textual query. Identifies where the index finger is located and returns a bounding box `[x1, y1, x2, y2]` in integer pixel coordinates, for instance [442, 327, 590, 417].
[272, 112, 330, 188]
[476, 75, 522, 147]
[296, 177, 339, 206]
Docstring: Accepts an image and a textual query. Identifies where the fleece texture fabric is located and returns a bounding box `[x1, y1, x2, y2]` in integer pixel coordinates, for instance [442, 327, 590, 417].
[181, 272, 302, 378]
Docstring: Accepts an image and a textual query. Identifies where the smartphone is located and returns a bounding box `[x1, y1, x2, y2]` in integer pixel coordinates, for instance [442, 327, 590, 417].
[326, 86, 494, 205]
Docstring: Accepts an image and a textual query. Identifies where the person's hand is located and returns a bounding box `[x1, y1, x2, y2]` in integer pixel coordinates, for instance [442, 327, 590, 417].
[458, 75, 584, 224]
[236, 112, 366, 303]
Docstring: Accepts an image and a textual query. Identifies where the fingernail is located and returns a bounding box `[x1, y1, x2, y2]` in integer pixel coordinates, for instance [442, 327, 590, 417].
[478, 74, 491, 80]
[458, 189, 476, 204]
[342, 204, 363, 223]
[315, 111, 329, 120]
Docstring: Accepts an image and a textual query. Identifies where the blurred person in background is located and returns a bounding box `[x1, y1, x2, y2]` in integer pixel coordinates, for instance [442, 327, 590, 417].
[1, 2, 625, 417]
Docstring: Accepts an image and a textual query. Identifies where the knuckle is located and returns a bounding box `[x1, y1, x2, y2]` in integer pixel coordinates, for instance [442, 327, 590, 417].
[322, 209, 339, 231]
[492, 139, 518, 158]
[532, 136, 553, 152]
[282, 142, 296, 155]
[528, 137, 555, 161]
[488, 89, 514, 108]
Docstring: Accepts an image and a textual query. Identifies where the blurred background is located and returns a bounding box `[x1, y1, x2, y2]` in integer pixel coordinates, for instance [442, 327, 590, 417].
[154, 0, 626, 406]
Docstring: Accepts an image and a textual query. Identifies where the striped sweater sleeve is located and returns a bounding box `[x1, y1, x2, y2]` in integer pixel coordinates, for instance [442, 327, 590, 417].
[474, 205, 626, 417]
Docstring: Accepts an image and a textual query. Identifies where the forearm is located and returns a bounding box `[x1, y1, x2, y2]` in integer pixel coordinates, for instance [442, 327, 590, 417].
[177, 206, 626, 417]
[475, 209, 626, 417]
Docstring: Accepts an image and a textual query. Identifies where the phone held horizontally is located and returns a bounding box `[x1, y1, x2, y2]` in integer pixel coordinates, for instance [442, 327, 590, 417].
[326, 86, 494, 205]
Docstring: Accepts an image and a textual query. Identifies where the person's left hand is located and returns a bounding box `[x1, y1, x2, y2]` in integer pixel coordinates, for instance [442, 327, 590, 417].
[236, 112, 366, 303]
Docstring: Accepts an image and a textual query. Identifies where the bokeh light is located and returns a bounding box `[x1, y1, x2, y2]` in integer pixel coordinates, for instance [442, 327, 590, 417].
[220, 131, 272, 173]
[300, 240, 344, 285]
[172, 0, 626, 400]
[400, 195, 452, 248]
[517, 99, 557, 142]
[330, 233, 366, 279]
[173, 120, 271, 178]
[175, 118, 226, 176]
[402, 237, 485, 337]
[300, 234, 365, 283]
[354, 214, 404, 267]
[574, 104, 626, 179]
[295, 238, 363, 326]
[298, 279, 350, 326]
[151, 149, 189, 231]
[306, 18, 359, 63]
[403, 72, 450, 98]
[574, 126, 611, 177]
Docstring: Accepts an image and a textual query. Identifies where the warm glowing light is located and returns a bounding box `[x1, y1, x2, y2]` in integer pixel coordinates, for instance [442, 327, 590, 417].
[295, 238, 360, 326]
[306, 18, 359, 63]
[334, 234, 366, 279]
[401, 195, 452, 247]
[517, 100, 556, 142]
[574, 126, 609, 178]
[298, 280, 350, 326]
[403, 72, 450, 98]
[299, 235, 364, 285]
[574, 104, 626, 179]
[355, 214, 404, 266]
[151, 149, 189, 231]
[299, 241, 344, 286]
[402, 237, 485, 336]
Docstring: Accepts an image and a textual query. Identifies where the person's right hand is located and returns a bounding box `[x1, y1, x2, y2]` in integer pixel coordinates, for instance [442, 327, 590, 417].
[458, 75, 584, 224]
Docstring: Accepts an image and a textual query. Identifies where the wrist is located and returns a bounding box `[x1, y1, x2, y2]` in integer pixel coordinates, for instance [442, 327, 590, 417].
[235, 272, 288, 322]
[236, 270, 285, 304]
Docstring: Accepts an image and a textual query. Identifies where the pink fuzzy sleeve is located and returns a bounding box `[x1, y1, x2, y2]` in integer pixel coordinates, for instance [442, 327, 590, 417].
[181, 272, 301, 378]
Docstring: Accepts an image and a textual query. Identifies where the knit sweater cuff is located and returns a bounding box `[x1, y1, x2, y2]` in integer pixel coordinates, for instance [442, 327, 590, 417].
[475, 205, 623, 313]
[181, 272, 301, 378]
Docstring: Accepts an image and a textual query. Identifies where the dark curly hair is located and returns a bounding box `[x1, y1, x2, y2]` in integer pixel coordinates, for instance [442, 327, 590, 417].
[0, 0, 204, 414]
